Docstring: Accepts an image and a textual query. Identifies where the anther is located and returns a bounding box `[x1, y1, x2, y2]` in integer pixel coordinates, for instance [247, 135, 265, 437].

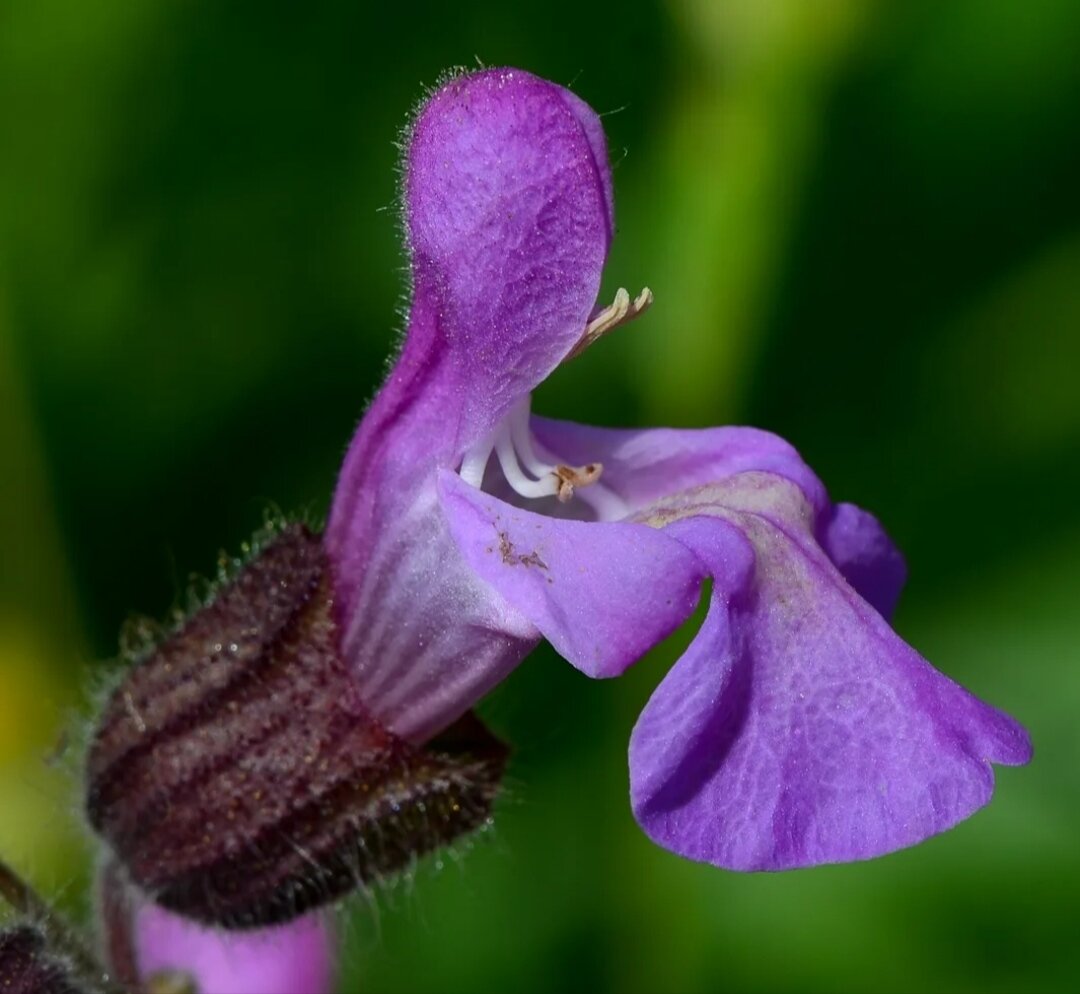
[553, 463, 603, 502]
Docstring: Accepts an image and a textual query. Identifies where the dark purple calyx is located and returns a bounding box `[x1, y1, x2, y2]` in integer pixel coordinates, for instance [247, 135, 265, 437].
[0, 926, 91, 994]
[85, 524, 508, 929]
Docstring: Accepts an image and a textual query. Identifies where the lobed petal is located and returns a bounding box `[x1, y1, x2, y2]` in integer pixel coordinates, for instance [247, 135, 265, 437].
[533, 417, 908, 614]
[630, 472, 1032, 870]
[439, 470, 705, 678]
[819, 501, 907, 620]
[531, 418, 830, 519]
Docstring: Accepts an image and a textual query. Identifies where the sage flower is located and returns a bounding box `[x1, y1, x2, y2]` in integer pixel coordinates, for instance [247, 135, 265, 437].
[327, 66, 1032, 870]
[82, 62, 1033, 994]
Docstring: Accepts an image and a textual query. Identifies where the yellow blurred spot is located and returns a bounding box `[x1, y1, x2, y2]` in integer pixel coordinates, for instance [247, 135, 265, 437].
[0, 620, 85, 892]
[0, 621, 64, 760]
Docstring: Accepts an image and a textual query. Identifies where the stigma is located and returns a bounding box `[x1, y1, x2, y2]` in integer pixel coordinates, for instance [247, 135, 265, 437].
[565, 286, 653, 362]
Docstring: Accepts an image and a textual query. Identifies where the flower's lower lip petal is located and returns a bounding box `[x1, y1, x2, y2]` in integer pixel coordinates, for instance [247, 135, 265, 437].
[819, 501, 908, 620]
[530, 417, 830, 520]
[130, 901, 335, 994]
[630, 475, 1032, 871]
[531, 418, 909, 616]
[438, 470, 706, 679]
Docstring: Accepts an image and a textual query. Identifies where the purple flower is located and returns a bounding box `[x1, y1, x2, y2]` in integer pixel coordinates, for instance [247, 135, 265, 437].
[326, 67, 1032, 870]
[128, 905, 334, 994]
[97, 860, 335, 994]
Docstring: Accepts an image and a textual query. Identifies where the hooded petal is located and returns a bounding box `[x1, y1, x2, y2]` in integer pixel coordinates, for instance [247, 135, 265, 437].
[132, 905, 335, 994]
[438, 470, 705, 678]
[629, 472, 1032, 870]
[326, 69, 613, 737]
[405, 67, 613, 455]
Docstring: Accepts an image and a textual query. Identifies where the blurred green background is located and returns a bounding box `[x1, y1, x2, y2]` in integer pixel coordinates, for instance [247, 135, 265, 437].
[2, 0, 1078, 991]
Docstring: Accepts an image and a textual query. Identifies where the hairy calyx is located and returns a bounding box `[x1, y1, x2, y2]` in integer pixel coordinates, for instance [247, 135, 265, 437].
[85, 524, 508, 929]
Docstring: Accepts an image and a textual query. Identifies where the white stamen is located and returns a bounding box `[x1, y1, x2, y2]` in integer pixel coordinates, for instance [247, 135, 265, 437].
[459, 437, 495, 488]
[571, 478, 630, 521]
[494, 432, 561, 499]
[457, 395, 621, 513]
[508, 398, 551, 479]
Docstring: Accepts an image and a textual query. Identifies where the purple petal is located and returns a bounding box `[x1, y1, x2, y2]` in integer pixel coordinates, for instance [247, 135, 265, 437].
[630, 472, 1032, 870]
[439, 470, 705, 678]
[133, 904, 335, 994]
[326, 69, 613, 736]
[820, 501, 907, 620]
[556, 87, 615, 236]
[531, 418, 830, 519]
[406, 67, 613, 453]
[533, 418, 906, 616]
[328, 480, 539, 742]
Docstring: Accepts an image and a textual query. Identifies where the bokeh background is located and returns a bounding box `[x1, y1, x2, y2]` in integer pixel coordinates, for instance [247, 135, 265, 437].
[2, 0, 1078, 991]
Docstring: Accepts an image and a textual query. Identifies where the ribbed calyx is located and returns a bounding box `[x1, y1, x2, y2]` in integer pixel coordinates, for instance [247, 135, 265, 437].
[85, 524, 508, 929]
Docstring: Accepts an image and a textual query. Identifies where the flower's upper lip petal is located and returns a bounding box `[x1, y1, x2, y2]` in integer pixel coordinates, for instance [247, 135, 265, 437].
[555, 86, 615, 244]
[630, 472, 1032, 871]
[406, 68, 613, 453]
[437, 469, 705, 679]
[327, 68, 611, 730]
